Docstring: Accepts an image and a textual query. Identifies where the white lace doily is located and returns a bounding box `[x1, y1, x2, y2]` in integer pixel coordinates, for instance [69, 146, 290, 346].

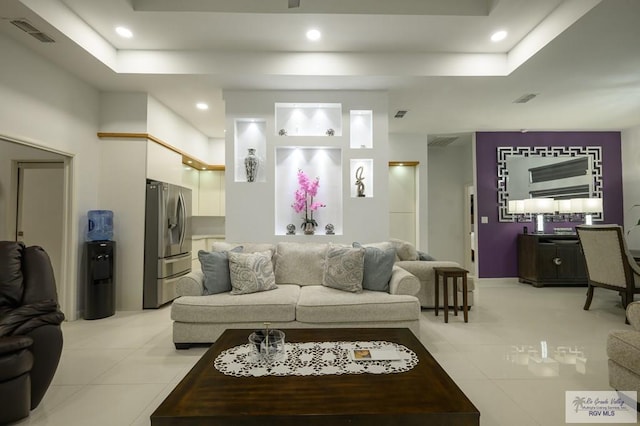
[213, 340, 419, 377]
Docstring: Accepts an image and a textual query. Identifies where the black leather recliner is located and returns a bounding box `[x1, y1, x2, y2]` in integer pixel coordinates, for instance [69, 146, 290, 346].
[0, 241, 65, 424]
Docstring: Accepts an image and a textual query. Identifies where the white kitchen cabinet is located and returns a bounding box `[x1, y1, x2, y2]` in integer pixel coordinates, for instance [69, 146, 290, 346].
[219, 172, 226, 215]
[389, 164, 416, 246]
[198, 170, 225, 216]
[181, 167, 200, 215]
[147, 141, 182, 185]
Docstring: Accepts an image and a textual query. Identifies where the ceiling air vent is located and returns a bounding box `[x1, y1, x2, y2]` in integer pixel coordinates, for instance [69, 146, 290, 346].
[10, 19, 55, 43]
[513, 93, 538, 104]
[394, 110, 408, 118]
[428, 136, 459, 147]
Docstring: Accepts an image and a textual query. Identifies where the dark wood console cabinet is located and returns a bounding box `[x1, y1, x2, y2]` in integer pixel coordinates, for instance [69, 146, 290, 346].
[517, 234, 587, 287]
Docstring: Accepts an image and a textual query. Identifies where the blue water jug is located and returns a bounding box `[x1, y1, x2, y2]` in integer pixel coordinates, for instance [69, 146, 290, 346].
[88, 210, 114, 241]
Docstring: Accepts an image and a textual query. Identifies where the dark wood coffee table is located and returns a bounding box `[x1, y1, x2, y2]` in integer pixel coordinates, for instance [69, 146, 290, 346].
[151, 328, 479, 425]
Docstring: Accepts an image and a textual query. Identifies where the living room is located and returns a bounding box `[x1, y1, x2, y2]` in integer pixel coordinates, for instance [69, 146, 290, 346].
[2, 1, 640, 425]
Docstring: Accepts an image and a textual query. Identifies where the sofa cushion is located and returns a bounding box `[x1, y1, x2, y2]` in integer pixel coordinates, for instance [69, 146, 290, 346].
[198, 246, 242, 295]
[353, 242, 395, 292]
[389, 239, 419, 261]
[228, 251, 277, 295]
[296, 286, 420, 323]
[275, 242, 328, 286]
[172, 285, 300, 323]
[322, 244, 365, 293]
[608, 329, 640, 375]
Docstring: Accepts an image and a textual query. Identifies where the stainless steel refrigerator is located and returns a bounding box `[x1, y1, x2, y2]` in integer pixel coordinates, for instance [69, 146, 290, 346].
[143, 180, 192, 308]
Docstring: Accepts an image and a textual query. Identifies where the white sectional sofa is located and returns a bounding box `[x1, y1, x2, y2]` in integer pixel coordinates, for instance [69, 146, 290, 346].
[172, 241, 422, 348]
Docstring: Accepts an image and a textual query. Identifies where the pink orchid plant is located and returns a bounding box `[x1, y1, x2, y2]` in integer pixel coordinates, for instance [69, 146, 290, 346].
[292, 169, 325, 228]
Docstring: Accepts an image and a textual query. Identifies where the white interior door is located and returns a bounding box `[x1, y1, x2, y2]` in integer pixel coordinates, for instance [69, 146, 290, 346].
[17, 162, 65, 283]
[389, 164, 417, 246]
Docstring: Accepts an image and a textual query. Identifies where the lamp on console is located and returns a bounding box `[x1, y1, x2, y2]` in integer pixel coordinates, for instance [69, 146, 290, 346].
[508, 199, 525, 216]
[570, 198, 603, 225]
[523, 198, 556, 234]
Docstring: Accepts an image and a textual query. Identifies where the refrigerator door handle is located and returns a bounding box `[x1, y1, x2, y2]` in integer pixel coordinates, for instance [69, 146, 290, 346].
[178, 192, 186, 248]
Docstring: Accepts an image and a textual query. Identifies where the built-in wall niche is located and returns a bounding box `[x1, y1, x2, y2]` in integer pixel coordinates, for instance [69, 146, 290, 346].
[234, 119, 266, 183]
[350, 159, 373, 198]
[274, 103, 342, 137]
[275, 147, 342, 235]
[350, 110, 373, 149]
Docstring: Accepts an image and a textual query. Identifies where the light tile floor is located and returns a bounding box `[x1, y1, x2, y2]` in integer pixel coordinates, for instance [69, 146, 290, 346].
[12, 279, 640, 426]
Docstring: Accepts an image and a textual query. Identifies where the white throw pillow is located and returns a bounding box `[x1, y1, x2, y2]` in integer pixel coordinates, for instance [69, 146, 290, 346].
[322, 244, 365, 293]
[228, 250, 277, 295]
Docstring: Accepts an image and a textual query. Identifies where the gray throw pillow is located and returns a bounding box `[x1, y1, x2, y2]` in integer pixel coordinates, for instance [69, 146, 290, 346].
[418, 250, 436, 261]
[228, 250, 277, 295]
[322, 244, 365, 293]
[353, 242, 396, 292]
[198, 246, 242, 295]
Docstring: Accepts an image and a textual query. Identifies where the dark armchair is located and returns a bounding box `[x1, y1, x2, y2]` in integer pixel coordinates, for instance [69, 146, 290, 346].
[0, 241, 65, 423]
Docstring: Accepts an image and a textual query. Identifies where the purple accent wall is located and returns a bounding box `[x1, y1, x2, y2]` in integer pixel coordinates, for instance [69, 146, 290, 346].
[476, 131, 623, 278]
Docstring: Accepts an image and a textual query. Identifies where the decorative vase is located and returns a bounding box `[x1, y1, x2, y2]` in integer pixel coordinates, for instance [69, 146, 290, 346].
[355, 166, 365, 197]
[303, 222, 315, 235]
[286, 224, 296, 235]
[325, 223, 335, 235]
[244, 148, 258, 182]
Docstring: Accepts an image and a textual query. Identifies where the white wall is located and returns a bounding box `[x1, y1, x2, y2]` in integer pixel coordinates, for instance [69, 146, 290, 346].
[147, 96, 211, 162]
[389, 133, 429, 250]
[208, 137, 226, 164]
[0, 32, 102, 320]
[223, 90, 389, 244]
[100, 92, 214, 167]
[99, 139, 148, 311]
[622, 125, 640, 250]
[99, 92, 148, 133]
[427, 142, 473, 264]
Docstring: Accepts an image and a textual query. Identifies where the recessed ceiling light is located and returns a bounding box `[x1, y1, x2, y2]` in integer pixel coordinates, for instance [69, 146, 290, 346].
[196, 102, 209, 110]
[306, 29, 321, 41]
[115, 26, 133, 38]
[491, 30, 507, 42]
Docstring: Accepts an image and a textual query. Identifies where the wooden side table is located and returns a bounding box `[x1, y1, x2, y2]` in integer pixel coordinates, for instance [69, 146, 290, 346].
[433, 266, 469, 323]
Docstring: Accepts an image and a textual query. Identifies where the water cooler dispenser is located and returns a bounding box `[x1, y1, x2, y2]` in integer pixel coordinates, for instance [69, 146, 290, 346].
[85, 210, 116, 319]
[85, 241, 115, 319]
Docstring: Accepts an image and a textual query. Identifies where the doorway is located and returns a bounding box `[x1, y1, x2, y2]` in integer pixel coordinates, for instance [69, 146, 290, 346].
[389, 162, 418, 246]
[1, 135, 73, 319]
[464, 184, 476, 274]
